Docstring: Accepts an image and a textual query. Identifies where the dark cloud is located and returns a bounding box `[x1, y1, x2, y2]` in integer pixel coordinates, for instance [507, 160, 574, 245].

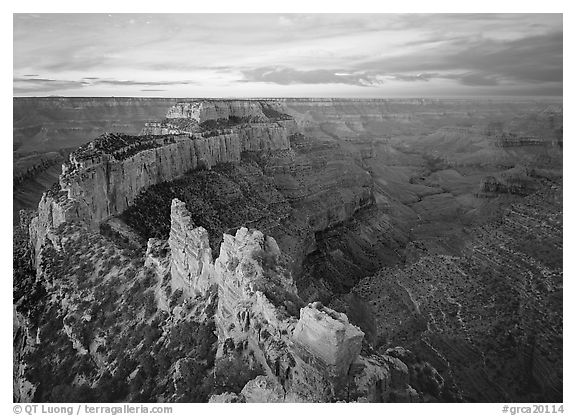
[446, 31, 562, 84]
[359, 31, 562, 86]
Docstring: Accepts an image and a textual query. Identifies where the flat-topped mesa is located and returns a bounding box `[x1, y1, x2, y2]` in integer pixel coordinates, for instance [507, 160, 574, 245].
[59, 132, 241, 227]
[142, 100, 297, 150]
[168, 199, 215, 296]
[165, 100, 292, 124]
[30, 103, 299, 261]
[293, 302, 365, 377]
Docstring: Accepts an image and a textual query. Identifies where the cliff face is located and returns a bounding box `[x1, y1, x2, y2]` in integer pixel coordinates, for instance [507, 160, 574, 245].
[30, 101, 298, 256]
[29, 189, 82, 263]
[165, 100, 287, 123]
[29, 98, 398, 296]
[237, 121, 294, 151]
[60, 133, 241, 228]
[166, 201, 418, 402]
[17, 97, 563, 403]
[168, 199, 215, 296]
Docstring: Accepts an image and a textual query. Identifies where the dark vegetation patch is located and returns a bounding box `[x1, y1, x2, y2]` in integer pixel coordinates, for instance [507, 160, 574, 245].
[120, 161, 291, 253]
[71, 133, 178, 163]
[199, 116, 251, 131]
[251, 249, 305, 318]
[159, 118, 198, 132]
[99, 222, 144, 254]
[209, 351, 264, 396]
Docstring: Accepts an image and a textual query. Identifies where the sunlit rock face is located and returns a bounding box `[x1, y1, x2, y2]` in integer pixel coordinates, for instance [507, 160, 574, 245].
[165, 100, 287, 123]
[168, 199, 215, 296]
[293, 302, 364, 377]
[29, 189, 82, 264]
[213, 226, 298, 344]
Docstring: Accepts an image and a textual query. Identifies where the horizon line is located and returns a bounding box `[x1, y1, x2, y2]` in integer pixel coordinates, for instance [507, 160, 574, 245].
[13, 95, 564, 101]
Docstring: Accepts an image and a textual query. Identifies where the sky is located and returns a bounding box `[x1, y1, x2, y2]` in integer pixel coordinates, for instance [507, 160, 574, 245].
[13, 13, 563, 98]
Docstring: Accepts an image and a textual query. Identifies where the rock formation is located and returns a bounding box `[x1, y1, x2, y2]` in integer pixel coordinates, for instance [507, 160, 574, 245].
[29, 101, 296, 260]
[164, 200, 419, 402]
[164, 100, 288, 123]
[18, 97, 562, 403]
[168, 199, 215, 296]
[292, 302, 364, 377]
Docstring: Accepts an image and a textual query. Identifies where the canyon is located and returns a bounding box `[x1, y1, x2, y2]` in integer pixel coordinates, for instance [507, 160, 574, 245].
[13, 98, 562, 403]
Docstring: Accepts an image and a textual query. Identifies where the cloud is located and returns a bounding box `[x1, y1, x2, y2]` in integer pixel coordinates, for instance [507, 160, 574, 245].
[241, 67, 499, 88]
[90, 79, 197, 86]
[13, 76, 198, 94]
[13, 14, 562, 97]
[458, 73, 499, 86]
[358, 30, 562, 86]
[13, 77, 87, 93]
[390, 73, 435, 82]
[241, 67, 375, 86]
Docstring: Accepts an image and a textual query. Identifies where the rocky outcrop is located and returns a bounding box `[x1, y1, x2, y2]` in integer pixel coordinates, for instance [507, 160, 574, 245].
[293, 302, 364, 377]
[29, 101, 297, 257]
[159, 201, 419, 402]
[168, 199, 215, 296]
[61, 133, 242, 227]
[213, 226, 298, 343]
[240, 375, 286, 403]
[29, 189, 82, 263]
[165, 100, 288, 123]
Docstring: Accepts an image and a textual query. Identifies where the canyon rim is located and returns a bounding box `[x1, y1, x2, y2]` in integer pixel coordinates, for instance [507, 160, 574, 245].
[12, 12, 563, 408]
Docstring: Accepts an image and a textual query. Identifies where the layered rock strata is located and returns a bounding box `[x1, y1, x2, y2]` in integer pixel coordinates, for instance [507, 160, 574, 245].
[165, 100, 289, 123]
[168, 199, 215, 296]
[164, 200, 418, 402]
[61, 133, 242, 226]
[29, 101, 296, 259]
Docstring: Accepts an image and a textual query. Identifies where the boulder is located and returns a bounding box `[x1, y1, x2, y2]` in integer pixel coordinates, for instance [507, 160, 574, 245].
[292, 303, 364, 376]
